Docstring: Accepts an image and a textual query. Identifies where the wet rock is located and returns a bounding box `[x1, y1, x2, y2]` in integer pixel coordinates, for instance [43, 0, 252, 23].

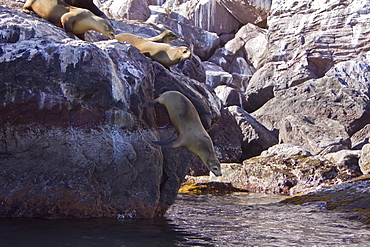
[179, 180, 246, 195]
[227, 106, 278, 160]
[359, 144, 370, 174]
[279, 114, 350, 155]
[282, 180, 370, 224]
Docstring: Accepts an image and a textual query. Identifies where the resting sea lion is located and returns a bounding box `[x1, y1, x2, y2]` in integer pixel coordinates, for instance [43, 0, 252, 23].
[115, 30, 178, 44]
[143, 91, 222, 176]
[115, 33, 191, 68]
[23, 0, 115, 40]
[61, 0, 106, 18]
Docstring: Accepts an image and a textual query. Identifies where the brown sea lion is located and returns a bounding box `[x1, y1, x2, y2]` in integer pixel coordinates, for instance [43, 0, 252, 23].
[115, 33, 191, 68]
[143, 91, 222, 176]
[61, 0, 106, 18]
[23, 0, 115, 40]
[115, 30, 178, 44]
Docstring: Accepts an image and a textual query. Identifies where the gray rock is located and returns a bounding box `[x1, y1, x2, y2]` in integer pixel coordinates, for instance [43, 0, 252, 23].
[261, 144, 312, 158]
[351, 124, 370, 150]
[0, 5, 221, 218]
[252, 67, 370, 136]
[227, 106, 278, 160]
[359, 144, 370, 174]
[214, 85, 242, 107]
[147, 5, 220, 60]
[101, 0, 151, 21]
[244, 0, 370, 112]
[279, 114, 350, 155]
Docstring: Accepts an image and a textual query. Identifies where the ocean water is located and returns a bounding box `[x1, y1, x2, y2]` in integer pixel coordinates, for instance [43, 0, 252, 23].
[1, 193, 369, 246]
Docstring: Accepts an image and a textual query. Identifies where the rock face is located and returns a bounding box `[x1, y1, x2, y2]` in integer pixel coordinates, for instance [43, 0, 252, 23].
[2, 0, 370, 218]
[0, 5, 221, 218]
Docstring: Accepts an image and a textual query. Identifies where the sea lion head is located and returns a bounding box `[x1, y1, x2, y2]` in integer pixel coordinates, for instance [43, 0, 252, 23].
[207, 158, 222, 177]
[103, 22, 115, 40]
[96, 17, 115, 39]
[162, 30, 178, 43]
[176, 46, 192, 62]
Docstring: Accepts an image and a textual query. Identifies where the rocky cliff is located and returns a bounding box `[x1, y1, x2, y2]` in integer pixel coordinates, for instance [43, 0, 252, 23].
[0, 0, 369, 218]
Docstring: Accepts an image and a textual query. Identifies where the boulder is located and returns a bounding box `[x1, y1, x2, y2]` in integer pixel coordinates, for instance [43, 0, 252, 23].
[261, 144, 312, 158]
[359, 144, 370, 174]
[101, 0, 151, 21]
[163, 0, 242, 35]
[227, 106, 278, 160]
[209, 108, 243, 163]
[212, 154, 362, 196]
[214, 85, 242, 107]
[244, 0, 370, 111]
[203, 62, 233, 89]
[279, 114, 351, 155]
[219, 0, 271, 26]
[252, 66, 370, 136]
[147, 5, 220, 60]
[0, 5, 221, 218]
[351, 124, 370, 150]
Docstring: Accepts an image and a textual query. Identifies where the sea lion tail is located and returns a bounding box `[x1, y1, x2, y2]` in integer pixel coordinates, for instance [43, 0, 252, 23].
[140, 98, 159, 108]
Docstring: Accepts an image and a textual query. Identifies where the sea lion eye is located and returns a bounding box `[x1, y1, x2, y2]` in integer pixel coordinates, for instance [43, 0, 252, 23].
[212, 167, 219, 171]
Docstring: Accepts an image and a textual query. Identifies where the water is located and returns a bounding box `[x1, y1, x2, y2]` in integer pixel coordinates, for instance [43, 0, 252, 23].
[1, 193, 370, 246]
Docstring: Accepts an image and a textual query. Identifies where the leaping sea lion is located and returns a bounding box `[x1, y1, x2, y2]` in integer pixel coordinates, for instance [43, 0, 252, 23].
[142, 91, 222, 176]
[115, 32, 191, 68]
[23, 0, 115, 40]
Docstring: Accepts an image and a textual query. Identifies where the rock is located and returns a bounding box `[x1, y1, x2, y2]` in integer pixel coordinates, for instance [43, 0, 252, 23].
[351, 124, 370, 150]
[203, 62, 233, 89]
[261, 144, 312, 158]
[0, 5, 221, 218]
[179, 180, 246, 195]
[252, 67, 370, 136]
[214, 85, 242, 107]
[162, 0, 242, 35]
[209, 108, 243, 163]
[101, 0, 151, 21]
[279, 114, 350, 155]
[147, 5, 220, 60]
[219, 0, 271, 26]
[212, 154, 361, 196]
[245, 0, 370, 112]
[359, 144, 370, 174]
[227, 106, 278, 160]
[209, 23, 268, 76]
[282, 180, 370, 224]
[324, 150, 363, 178]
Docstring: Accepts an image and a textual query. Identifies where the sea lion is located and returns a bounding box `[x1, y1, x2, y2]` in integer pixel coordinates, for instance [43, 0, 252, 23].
[115, 33, 191, 68]
[115, 30, 178, 44]
[143, 91, 222, 176]
[61, 0, 106, 18]
[23, 0, 115, 40]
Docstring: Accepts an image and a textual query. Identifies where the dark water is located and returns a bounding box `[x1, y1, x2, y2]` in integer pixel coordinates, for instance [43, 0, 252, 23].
[1, 193, 370, 247]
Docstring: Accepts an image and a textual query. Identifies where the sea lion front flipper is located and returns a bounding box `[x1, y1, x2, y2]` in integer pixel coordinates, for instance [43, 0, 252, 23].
[61, 12, 76, 33]
[152, 137, 182, 149]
